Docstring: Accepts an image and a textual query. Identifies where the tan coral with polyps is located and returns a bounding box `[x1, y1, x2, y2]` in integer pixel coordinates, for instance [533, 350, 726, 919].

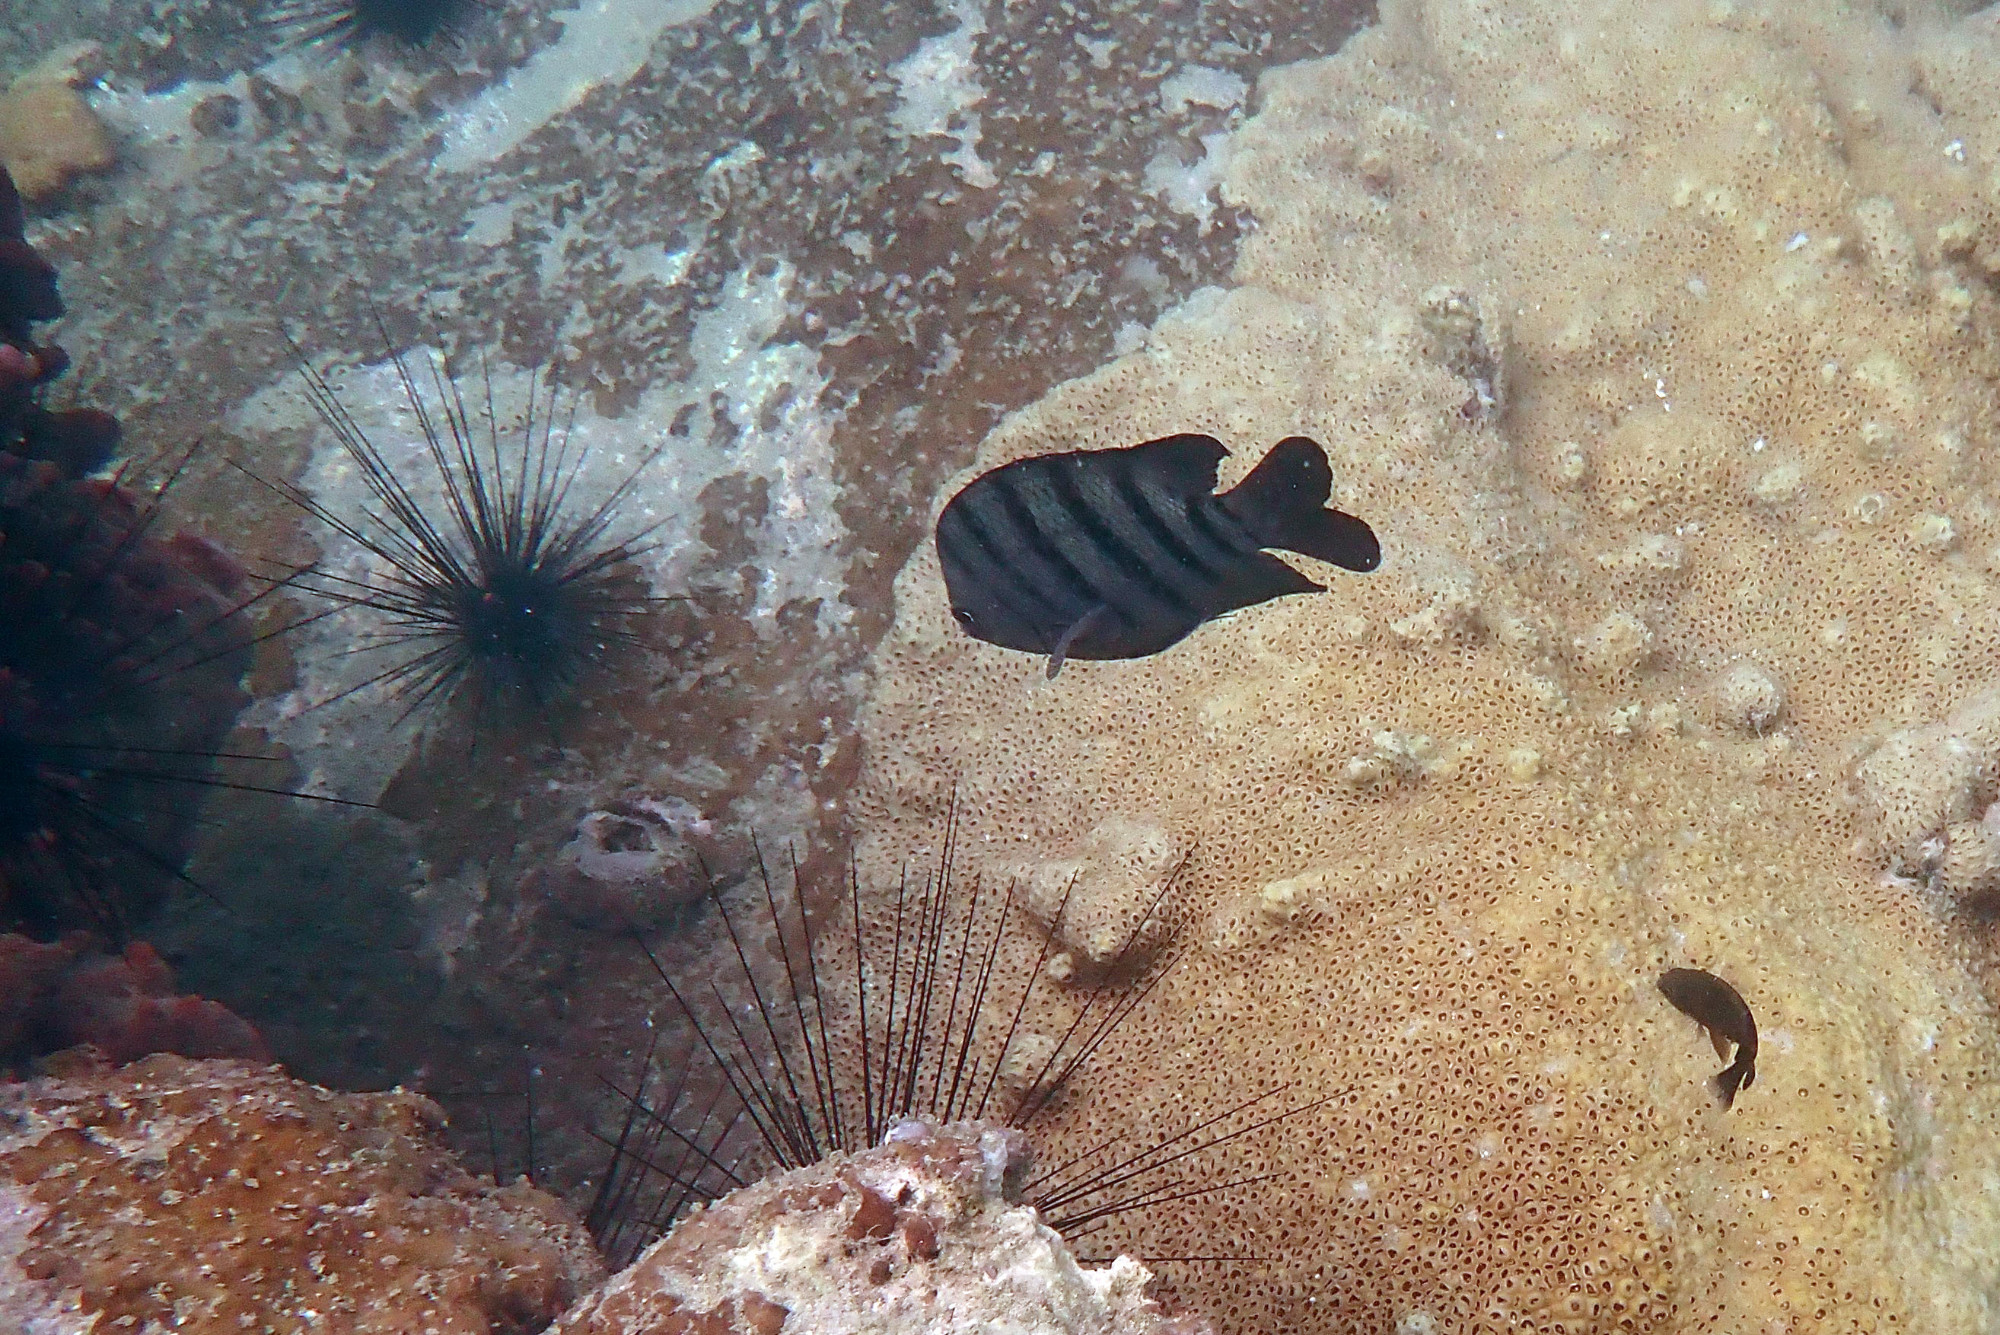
[854, 0, 2000, 1330]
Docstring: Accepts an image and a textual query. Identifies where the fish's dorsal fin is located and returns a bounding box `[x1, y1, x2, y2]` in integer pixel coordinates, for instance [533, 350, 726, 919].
[1047, 603, 1114, 679]
[1222, 436, 1382, 572]
[1124, 433, 1230, 495]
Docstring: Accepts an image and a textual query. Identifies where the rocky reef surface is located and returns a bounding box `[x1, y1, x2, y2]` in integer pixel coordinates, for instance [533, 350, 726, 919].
[0, 1051, 605, 1332]
[14, 0, 2000, 1330]
[856, 0, 2000, 1330]
[556, 1119, 1205, 1335]
[0, 1052, 1194, 1335]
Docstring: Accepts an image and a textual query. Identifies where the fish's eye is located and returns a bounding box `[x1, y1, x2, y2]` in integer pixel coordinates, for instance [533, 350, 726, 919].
[951, 608, 976, 627]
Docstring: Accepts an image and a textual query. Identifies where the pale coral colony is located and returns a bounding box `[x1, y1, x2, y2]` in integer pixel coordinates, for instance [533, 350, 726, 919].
[14, 0, 2000, 1332]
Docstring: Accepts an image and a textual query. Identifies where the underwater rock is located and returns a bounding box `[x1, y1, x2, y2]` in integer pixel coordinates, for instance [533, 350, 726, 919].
[0, 56, 114, 204]
[552, 1119, 1205, 1335]
[856, 0, 2000, 1328]
[0, 1052, 605, 1332]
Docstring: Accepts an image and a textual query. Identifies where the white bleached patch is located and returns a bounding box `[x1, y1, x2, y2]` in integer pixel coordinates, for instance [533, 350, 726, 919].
[888, 0, 996, 189]
[1158, 65, 1247, 117]
[90, 71, 246, 149]
[1143, 131, 1236, 233]
[615, 236, 702, 289]
[461, 200, 522, 247]
[89, 50, 317, 182]
[436, 0, 722, 172]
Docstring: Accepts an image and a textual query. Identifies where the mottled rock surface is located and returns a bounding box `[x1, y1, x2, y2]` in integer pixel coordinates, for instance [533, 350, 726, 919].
[554, 1120, 1206, 1335]
[0, 1052, 605, 1333]
[0, 0, 1372, 1209]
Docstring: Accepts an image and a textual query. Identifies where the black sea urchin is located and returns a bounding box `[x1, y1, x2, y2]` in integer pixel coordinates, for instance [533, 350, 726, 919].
[266, 344, 666, 724]
[268, 0, 471, 47]
[583, 818, 1312, 1270]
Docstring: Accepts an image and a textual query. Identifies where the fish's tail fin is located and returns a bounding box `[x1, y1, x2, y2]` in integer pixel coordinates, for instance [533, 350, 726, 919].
[1711, 1055, 1755, 1109]
[1223, 436, 1382, 572]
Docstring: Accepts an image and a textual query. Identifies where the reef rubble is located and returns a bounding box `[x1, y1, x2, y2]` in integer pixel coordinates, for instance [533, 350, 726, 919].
[0, 1052, 1201, 1335]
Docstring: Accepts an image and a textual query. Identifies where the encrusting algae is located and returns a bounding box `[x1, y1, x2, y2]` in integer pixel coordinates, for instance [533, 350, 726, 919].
[855, 0, 2000, 1330]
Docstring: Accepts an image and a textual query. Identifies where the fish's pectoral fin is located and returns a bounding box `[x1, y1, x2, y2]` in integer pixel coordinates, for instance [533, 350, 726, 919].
[1047, 603, 1114, 679]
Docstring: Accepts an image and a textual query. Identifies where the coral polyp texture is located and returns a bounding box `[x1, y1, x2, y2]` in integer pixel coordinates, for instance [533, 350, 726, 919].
[855, 0, 2000, 1330]
[0, 1052, 605, 1333]
[553, 1119, 1207, 1335]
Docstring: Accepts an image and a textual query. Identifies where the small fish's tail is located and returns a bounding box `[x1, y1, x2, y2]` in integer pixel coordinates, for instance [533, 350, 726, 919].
[1223, 436, 1382, 572]
[1711, 1055, 1755, 1109]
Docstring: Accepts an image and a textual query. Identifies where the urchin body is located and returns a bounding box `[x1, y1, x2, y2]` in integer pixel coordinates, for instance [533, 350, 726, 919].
[270, 348, 663, 725]
[270, 0, 469, 46]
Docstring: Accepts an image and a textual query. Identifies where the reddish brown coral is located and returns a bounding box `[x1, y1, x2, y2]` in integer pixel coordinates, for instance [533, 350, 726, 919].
[0, 163, 114, 474]
[0, 161, 260, 937]
[0, 932, 267, 1067]
[49, 938, 269, 1064]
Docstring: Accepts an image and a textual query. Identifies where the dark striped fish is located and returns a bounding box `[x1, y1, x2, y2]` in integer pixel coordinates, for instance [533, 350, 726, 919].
[1657, 968, 1758, 1109]
[936, 434, 1380, 677]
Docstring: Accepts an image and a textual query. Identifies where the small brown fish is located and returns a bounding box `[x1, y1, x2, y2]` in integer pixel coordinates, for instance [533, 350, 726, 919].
[1657, 968, 1758, 1109]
